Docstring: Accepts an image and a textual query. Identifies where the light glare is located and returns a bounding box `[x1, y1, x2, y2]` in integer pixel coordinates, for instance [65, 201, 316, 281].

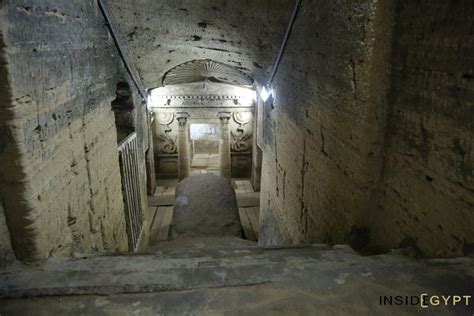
[260, 86, 272, 102]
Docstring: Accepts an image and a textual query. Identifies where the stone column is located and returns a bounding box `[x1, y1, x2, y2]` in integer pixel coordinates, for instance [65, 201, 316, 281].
[219, 112, 232, 179]
[177, 112, 190, 181]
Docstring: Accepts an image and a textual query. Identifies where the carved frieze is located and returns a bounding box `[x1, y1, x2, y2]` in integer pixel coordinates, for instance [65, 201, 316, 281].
[150, 96, 251, 108]
[149, 82, 256, 108]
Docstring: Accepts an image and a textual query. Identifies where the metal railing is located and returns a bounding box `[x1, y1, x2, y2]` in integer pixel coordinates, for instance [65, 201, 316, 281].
[118, 132, 143, 251]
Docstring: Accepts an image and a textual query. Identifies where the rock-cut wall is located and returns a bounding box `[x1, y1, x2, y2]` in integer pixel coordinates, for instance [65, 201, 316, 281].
[259, 0, 393, 247]
[259, 0, 473, 257]
[373, 0, 474, 257]
[0, 1, 128, 262]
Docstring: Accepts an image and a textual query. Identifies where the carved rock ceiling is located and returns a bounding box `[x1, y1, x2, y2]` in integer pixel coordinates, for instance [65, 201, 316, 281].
[108, 0, 294, 88]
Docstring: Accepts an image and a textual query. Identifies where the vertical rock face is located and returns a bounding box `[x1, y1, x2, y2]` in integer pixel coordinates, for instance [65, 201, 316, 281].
[374, 0, 474, 257]
[173, 175, 242, 237]
[0, 202, 14, 263]
[259, 0, 473, 257]
[259, 0, 393, 247]
[0, 1, 128, 262]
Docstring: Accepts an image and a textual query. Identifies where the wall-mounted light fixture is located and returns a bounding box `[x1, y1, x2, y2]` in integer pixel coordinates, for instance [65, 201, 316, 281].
[260, 85, 273, 102]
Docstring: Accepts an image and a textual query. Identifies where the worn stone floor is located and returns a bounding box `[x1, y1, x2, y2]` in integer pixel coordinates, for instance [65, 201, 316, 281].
[1, 240, 473, 315]
[148, 176, 260, 244]
[172, 174, 242, 238]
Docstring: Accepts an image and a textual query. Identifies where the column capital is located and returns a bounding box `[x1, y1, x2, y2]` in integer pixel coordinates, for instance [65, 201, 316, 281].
[218, 112, 232, 123]
[176, 112, 190, 127]
[176, 111, 190, 120]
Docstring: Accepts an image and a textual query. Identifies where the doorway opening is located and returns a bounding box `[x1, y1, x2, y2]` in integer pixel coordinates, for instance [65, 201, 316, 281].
[190, 123, 220, 175]
[147, 71, 261, 247]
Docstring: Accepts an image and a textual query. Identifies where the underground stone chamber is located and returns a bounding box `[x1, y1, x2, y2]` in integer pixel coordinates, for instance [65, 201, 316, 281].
[0, 0, 473, 314]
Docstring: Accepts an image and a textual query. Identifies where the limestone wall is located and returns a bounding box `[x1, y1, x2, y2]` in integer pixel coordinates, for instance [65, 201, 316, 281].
[373, 1, 474, 257]
[0, 1, 128, 262]
[259, 0, 393, 246]
[259, 0, 473, 257]
[0, 202, 14, 263]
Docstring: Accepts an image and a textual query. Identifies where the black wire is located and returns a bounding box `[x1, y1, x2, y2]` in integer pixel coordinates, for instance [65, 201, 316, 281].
[97, 0, 148, 102]
[268, 0, 303, 84]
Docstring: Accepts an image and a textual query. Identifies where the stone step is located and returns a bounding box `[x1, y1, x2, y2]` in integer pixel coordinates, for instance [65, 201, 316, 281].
[1, 244, 359, 299]
[147, 236, 262, 253]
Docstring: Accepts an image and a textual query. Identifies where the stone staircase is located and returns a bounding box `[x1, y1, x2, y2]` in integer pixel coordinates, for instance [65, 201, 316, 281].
[1, 238, 473, 315]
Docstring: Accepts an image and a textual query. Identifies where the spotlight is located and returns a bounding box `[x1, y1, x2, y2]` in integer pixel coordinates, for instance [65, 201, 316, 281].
[260, 85, 273, 102]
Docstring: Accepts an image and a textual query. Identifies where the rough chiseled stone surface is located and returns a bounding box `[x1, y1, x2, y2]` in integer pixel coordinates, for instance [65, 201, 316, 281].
[373, 0, 474, 257]
[0, 202, 14, 264]
[107, 0, 295, 87]
[0, 1, 129, 262]
[259, 0, 393, 248]
[259, 0, 473, 258]
[0, 0, 472, 263]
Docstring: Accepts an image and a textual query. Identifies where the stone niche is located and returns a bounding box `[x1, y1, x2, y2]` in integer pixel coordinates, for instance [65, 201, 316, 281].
[149, 82, 255, 179]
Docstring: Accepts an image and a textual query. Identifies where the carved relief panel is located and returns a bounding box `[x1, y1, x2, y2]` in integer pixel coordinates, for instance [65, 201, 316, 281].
[153, 112, 178, 155]
[230, 112, 253, 153]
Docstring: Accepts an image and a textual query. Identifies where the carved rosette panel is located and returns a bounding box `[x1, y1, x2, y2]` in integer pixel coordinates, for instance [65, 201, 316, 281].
[154, 112, 178, 155]
[230, 112, 253, 153]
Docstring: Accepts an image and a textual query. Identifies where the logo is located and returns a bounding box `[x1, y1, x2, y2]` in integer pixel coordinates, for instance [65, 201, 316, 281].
[380, 294, 471, 309]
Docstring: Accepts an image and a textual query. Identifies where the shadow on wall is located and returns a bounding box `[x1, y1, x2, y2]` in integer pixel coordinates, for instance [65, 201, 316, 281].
[112, 81, 135, 143]
[372, 0, 474, 258]
[0, 202, 15, 264]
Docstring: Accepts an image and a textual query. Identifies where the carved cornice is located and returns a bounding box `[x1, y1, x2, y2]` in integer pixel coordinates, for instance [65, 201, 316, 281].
[155, 94, 249, 100]
[149, 96, 253, 108]
[149, 82, 256, 109]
